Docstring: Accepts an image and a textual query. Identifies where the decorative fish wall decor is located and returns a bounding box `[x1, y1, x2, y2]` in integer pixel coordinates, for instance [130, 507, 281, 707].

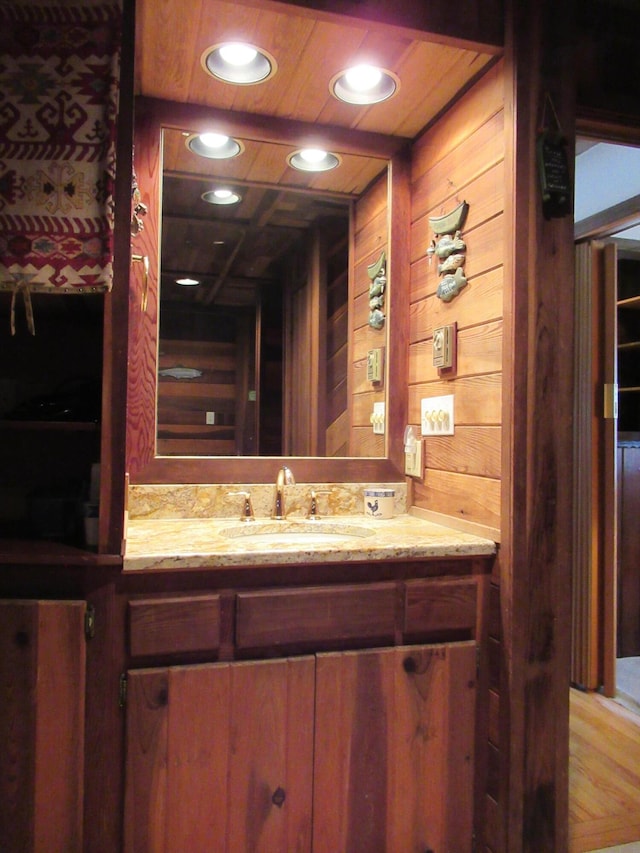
[426, 200, 469, 303]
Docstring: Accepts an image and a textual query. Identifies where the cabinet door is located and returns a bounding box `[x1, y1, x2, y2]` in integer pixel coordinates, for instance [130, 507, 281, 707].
[618, 445, 640, 656]
[0, 599, 86, 853]
[124, 657, 315, 853]
[313, 642, 477, 853]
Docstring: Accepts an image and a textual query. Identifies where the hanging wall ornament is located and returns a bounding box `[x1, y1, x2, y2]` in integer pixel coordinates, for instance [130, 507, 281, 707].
[367, 250, 386, 329]
[536, 92, 572, 220]
[427, 196, 469, 303]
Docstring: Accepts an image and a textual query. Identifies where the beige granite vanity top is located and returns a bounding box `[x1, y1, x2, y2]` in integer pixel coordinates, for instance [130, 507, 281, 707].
[123, 512, 496, 573]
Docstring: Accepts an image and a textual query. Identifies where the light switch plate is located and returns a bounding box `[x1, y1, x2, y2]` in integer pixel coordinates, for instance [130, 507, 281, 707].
[367, 347, 384, 383]
[432, 325, 454, 368]
[421, 394, 454, 435]
[371, 401, 385, 434]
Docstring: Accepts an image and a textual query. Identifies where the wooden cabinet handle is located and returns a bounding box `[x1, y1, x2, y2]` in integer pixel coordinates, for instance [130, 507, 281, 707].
[271, 786, 286, 808]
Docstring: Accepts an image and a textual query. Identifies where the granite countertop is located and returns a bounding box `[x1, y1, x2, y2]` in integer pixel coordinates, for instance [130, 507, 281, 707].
[123, 512, 497, 573]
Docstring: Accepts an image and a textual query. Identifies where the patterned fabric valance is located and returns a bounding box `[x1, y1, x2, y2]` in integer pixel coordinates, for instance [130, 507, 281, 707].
[0, 0, 122, 329]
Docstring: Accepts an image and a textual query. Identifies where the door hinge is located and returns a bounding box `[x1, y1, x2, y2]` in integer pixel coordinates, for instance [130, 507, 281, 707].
[603, 383, 618, 419]
[119, 672, 128, 708]
[84, 604, 96, 640]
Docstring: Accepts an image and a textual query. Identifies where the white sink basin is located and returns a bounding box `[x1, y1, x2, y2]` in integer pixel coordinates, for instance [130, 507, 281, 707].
[220, 520, 375, 549]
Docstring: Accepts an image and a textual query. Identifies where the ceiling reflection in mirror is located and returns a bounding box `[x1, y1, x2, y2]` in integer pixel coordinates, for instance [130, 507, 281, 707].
[157, 127, 389, 458]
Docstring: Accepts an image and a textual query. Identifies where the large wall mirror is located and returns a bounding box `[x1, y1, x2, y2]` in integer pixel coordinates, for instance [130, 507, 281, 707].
[128, 97, 410, 484]
[159, 127, 368, 460]
[128, 0, 495, 484]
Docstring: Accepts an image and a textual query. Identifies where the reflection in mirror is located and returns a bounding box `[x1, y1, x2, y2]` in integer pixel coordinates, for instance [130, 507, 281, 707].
[157, 127, 389, 459]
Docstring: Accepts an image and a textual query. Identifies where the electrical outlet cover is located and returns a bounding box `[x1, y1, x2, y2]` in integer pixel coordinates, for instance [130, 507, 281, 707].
[404, 437, 423, 477]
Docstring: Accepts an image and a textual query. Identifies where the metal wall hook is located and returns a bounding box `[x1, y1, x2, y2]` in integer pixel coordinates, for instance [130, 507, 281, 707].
[131, 254, 149, 311]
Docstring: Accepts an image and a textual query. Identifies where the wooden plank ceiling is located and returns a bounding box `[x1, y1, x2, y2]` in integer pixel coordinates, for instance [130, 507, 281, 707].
[135, 0, 498, 306]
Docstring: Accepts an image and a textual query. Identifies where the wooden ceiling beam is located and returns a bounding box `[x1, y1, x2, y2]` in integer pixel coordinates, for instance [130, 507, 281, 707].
[136, 96, 404, 161]
[238, 0, 504, 52]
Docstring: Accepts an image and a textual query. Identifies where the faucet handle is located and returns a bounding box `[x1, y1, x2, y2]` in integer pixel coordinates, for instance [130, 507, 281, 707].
[308, 488, 331, 519]
[227, 491, 255, 521]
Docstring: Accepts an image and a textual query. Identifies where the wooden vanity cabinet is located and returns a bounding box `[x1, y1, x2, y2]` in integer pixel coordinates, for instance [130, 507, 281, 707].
[0, 599, 87, 853]
[123, 569, 487, 853]
[125, 656, 316, 852]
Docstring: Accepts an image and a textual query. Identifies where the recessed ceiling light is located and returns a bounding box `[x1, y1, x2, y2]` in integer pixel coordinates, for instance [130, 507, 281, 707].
[202, 41, 276, 85]
[330, 64, 398, 105]
[176, 277, 200, 286]
[186, 132, 243, 159]
[288, 148, 340, 172]
[201, 188, 242, 205]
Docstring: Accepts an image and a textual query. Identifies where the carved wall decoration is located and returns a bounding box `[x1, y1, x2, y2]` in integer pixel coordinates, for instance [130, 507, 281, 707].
[427, 200, 469, 303]
[367, 250, 386, 329]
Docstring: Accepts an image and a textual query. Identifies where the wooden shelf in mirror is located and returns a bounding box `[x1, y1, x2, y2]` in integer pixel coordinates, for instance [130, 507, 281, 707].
[0, 420, 99, 432]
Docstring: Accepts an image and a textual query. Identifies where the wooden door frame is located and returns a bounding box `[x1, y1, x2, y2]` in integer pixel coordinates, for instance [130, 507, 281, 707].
[602, 244, 618, 697]
[573, 119, 640, 698]
[502, 1, 576, 849]
[572, 241, 618, 696]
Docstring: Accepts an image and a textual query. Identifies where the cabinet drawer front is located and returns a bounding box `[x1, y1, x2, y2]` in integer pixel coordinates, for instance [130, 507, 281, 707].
[236, 583, 396, 650]
[404, 578, 478, 636]
[129, 595, 221, 658]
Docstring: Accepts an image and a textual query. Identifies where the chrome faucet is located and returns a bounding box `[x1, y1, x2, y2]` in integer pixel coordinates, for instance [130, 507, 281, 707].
[273, 465, 295, 519]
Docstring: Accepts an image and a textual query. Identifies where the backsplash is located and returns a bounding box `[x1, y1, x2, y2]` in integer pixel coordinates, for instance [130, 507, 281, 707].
[128, 482, 407, 520]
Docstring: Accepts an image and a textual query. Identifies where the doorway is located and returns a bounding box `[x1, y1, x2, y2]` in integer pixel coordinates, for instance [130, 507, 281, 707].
[573, 137, 640, 712]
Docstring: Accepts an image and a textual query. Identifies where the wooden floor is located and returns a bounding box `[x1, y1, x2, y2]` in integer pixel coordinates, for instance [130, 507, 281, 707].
[569, 687, 640, 852]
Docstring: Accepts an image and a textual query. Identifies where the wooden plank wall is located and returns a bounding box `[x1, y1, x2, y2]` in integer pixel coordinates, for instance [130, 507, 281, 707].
[409, 62, 505, 535]
[325, 229, 349, 456]
[350, 172, 388, 457]
[157, 338, 238, 456]
[284, 234, 323, 456]
[408, 65, 506, 851]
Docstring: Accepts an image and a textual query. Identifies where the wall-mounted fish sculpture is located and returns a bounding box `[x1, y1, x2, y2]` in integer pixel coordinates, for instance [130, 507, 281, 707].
[367, 250, 387, 329]
[426, 200, 469, 303]
[428, 200, 469, 236]
[436, 267, 467, 302]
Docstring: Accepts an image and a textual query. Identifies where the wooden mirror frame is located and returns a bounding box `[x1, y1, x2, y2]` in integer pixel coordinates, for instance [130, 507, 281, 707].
[126, 97, 410, 484]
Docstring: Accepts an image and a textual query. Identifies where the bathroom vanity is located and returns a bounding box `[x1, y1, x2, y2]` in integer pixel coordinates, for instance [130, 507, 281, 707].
[119, 490, 496, 852]
[0, 490, 495, 852]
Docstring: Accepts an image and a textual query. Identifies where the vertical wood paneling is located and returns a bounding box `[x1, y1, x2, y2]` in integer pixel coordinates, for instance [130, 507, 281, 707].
[285, 235, 317, 456]
[165, 666, 231, 849]
[34, 602, 86, 853]
[618, 446, 640, 657]
[0, 601, 86, 853]
[125, 658, 315, 853]
[326, 235, 349, 454]
[313, 643, 476, 853]
[227, 658, 314, 851]
[102, 0, 135, 553]
[124, 669, 169, 853]
[127, 103, 161, 477]
[0, 602, 38, 851]
[501, 2, 575, 848]
[572, 243, 600, 689]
